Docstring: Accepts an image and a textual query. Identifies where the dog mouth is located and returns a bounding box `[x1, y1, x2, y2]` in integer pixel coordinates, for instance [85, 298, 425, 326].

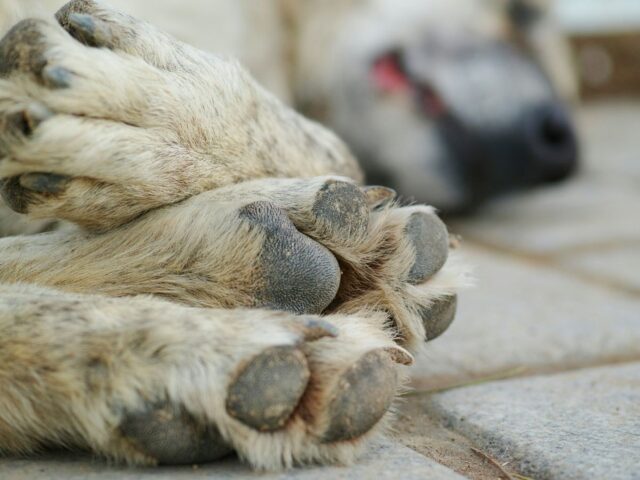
[371, 50, 448, 119]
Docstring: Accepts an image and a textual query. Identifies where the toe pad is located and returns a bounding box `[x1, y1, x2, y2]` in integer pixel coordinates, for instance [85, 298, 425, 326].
[120, 404, 232, 465]
[226, 346, 310, 432]
[420, 295, 457, 341]
[323, 350, 397, 443]
[405, 211, 449, 284]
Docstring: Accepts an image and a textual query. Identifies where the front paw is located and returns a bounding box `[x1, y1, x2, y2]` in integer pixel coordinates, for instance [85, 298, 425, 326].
[0, 3, 259, 230]
[0, 1, 358, 230]
[202, 177, 471, 350]
[0, 16, 197, 228]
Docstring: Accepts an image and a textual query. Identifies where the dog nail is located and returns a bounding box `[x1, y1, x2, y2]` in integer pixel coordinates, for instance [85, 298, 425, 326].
[42, 65, 73, 89]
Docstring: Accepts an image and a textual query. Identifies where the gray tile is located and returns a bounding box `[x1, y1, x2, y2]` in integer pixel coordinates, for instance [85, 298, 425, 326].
[449, 179, 640, 255]
[561, 244, 640, 293]
[0, 439, 465, 480]
[411, 245, 640, 391]
[577, 100, 640, 182]
[424, 362, 640, 480]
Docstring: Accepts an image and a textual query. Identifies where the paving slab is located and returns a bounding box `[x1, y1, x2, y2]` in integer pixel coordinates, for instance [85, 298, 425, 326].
[577, 100, 640, 182]
[0, 438, 465, 480]
[410, 244, 640, 391]
[422, 362, 640, 480]
[561, 243, 640, 293]
[448, 179, 640, 255]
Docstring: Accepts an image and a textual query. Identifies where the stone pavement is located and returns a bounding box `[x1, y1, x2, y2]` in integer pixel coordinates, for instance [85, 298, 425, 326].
[1, 102, 638, 479]
[0, 440, 465, 480]
[425, 363, 640, 480]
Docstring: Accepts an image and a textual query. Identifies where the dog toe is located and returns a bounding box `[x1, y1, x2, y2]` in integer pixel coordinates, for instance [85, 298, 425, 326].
[419, 295, 457, 341]
[120, 403, 232, 465]
[226, 346, 310, 432]
[405, 210, 449, 284]
[322, 349, 397, 443]
[312, 179, 370, 245]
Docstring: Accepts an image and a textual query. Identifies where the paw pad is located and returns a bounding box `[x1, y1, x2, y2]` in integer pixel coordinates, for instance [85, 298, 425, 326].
[226, 346, 309, 431]
[56, 0, 101, 23]
[312, 179, 369, 243]
[405, 211, 449, 284]
[322, 349, 397, 443]
[120, 403, 232, 465]
[0, 19, 48, 77]
[1, 177, 33, 213]
[419, 294, 457, 341]
[240, 201, 340, 314]
[66, 13, 113, 48]
[19, 173, 70, 194]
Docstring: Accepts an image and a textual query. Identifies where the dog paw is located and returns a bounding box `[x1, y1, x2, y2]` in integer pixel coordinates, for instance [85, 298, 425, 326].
[94, 305, 408, 468]
[200, 177, 470, 350]
[0, 1, 358, 230]
[327, 198, 466, 350]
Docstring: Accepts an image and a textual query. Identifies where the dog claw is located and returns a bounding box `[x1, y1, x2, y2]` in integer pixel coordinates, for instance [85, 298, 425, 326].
[384, 345, 414, 365]
[363, 186, 396, 208]
[405, 211, 449, 284]
[226, 346, 310, 432]
[41, 65, 73, 89]
[297, 317, 339, 341]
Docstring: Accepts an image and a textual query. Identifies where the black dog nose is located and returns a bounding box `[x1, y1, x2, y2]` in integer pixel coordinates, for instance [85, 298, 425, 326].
[524, 104, 578, 182]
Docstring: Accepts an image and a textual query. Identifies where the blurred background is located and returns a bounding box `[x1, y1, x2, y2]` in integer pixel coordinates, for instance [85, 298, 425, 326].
[555, 0, 640, 98]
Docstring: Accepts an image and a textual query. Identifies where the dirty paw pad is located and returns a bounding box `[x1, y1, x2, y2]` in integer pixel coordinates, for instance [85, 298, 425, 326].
[120, 403, 232, 465]
[405, 211, 449, 284]
[226, 345, 310, 432]
[323, 349, 398, 443]
[312, 179, 370, 244]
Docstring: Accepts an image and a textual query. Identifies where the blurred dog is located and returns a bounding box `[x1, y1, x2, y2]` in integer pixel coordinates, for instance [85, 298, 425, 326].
[290, 0, 580, 213]
[3, 0, 579, 213]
